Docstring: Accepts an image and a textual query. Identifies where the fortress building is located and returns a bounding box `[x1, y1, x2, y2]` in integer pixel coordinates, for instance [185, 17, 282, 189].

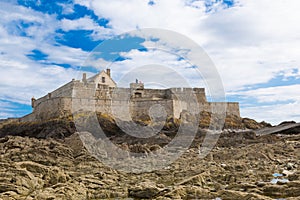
[21, 69, 240, 122]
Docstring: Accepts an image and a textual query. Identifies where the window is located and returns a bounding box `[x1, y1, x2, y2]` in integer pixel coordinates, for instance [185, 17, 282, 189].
[135, 92, 142, 98]
[102, 77, 105, 83]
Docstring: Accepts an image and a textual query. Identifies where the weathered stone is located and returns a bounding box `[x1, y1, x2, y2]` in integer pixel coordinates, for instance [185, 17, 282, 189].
[129, 181, 160, 199]
[282, 169, 294, 176]
[176, 173, 206, 186]
[0, 121, 299, 199]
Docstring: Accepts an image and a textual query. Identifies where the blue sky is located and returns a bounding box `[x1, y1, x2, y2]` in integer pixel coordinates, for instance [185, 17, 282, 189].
[0, 0, 300, 125]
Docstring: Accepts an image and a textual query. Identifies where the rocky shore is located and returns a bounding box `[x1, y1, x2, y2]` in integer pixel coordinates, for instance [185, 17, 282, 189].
[0, 115, 299, 199]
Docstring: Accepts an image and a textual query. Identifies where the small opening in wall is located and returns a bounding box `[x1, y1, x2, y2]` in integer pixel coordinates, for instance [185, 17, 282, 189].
[102, 77, 105, 83]
[135, 92, 142, 98]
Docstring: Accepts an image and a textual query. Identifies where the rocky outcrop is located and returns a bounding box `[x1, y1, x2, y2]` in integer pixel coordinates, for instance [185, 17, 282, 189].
[0, 113, 299, 199]
[255, 122, 300, 136]
[0, 128, 299, 199]
[0, 112, 272, 141]
[0, 118, 76, 139]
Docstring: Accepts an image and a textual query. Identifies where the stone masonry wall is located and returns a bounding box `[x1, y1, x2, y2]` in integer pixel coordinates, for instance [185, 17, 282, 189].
[23, 79, 240, 122]
[32, 80, 76, 109]
[199, 102, 240, 116]
[28, 97, 72, 121]
[130, 99, 174, 121]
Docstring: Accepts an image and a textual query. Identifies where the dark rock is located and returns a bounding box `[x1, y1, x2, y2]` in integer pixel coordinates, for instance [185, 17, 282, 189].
[279, 121, 296, 126]
[129, 181, 160, 199]
[0, 119, 76, 139]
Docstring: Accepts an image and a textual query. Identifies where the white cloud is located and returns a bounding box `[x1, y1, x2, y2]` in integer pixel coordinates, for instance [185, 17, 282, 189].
[0, 58, 81, 104]
[43, 44, 88, 66]
[73, 0, 300, 88]
[74, 0, 210, 42]
[61, 16, 98, 31]
[57, 2, 75, 15]
[1, 0, 300, 124]
[91, 48, 201, 87]
[233, 84, 300, 125]
[0, 100, 30, 119]
[73, 0, 300, 123]
[234, 84, 300, 103]
[0, 2, 89, 105]
[202, 0, 300, 91]
[84, 57, 112, 70]
[60, 16, 115, 40]
[242, 102, 300, 126]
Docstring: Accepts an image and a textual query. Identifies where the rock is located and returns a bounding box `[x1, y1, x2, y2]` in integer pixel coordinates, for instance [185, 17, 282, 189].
[286, 162, 295, 170]
[129, 181, 160, 199]
[226, 182, 257, 191]
[162, 186, 212, 199]
[279, 121, 296, 126]
[220, 163, 227, 168]
[256, 181, 266, 187]
[282, 169, 294, 176]
[176, 173, 206, 186]
[0, 117, 299, 199]
[0, 119, 76, 139]
[261, 182, 300, 198]
[276, 179, 289, 185]
[255, 122, 300, 135]
[242, 118, 267, 129]
[219, 190, 274, 200]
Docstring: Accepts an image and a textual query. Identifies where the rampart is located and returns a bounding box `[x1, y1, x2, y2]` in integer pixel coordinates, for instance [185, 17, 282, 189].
[21, 72, 240, 122]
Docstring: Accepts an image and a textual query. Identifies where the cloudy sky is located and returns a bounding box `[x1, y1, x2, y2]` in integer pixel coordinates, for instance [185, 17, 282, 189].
[0, 0, 299, 125]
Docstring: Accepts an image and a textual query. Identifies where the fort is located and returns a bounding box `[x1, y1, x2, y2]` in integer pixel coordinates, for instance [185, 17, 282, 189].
[21, 69, 240, 122]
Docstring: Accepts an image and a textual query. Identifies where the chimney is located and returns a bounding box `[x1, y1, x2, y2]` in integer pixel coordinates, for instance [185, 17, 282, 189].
[31, 97, 36, 108]
[106, 68, 111, 77]
[82, 73, 87, 83]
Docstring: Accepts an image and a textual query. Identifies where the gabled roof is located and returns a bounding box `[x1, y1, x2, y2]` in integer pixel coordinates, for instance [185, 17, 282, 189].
[87, 70, 117, 87]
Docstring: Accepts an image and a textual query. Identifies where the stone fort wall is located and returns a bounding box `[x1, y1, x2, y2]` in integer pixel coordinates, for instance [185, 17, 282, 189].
[21, 80, 240, 122]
